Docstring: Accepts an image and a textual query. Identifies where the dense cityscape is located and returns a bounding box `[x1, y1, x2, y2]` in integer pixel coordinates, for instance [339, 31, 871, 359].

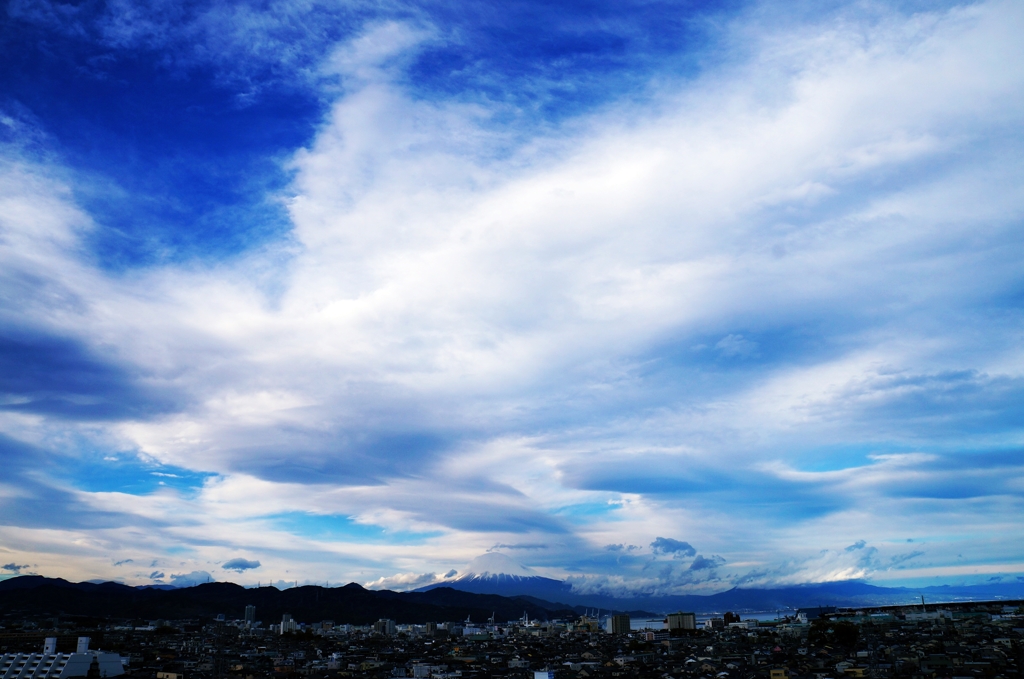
[3, 596, 1022, 679]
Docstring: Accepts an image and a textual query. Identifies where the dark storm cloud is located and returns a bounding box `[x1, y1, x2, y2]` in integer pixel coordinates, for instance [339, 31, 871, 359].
[650, 538, 697, 557]
[224, 430, 454, 484]
[689, 554, 726, 571]
[1, 563, 31, 573]
[170, 571, 212, 587]
[222, 558, 261, 572]
[840, 371, 1024, 440]
[0, 330, 180, 420]
[562, 457, 849, 520]
[438, 510, 569, 534]
[888, 551, 924, 568]
[560, 445, 1024, 525]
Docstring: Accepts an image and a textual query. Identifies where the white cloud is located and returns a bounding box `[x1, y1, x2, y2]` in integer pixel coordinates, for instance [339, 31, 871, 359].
[1, 0, 1023, 590]
[364, 571, 449, 590]
[715, 334, 758, 358]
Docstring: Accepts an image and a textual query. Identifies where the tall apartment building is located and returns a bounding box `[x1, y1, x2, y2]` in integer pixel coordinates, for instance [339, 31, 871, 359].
[606, 614, 631, 635]
[667, 612, 697, 631]
[373, 619, 396, 636]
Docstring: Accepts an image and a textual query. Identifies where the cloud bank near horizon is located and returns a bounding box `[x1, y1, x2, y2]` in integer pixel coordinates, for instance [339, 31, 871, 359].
[0, 0, 1023, 595]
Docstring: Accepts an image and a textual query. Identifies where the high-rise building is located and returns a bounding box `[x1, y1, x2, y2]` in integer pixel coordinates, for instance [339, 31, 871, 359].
[667, 612, 696, 631]
[244, 605, 256, 625]
[280, 613, 298, 635]
[373, 619, 396, 635]
[606, 614, 630, 635]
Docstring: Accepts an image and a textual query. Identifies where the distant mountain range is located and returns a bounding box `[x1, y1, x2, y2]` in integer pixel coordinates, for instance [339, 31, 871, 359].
[415, 553, 1024, 614]
[4, 555, 1023, 623]
[534, 580, 1024, 614]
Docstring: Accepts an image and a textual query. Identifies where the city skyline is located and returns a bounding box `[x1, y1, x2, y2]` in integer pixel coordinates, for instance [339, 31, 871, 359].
[1, 0, 1023, 595]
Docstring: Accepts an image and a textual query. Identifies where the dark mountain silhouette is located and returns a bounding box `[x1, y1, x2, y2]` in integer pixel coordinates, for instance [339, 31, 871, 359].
[4, 571, 1022, 622]
[0, 577, 574, 624]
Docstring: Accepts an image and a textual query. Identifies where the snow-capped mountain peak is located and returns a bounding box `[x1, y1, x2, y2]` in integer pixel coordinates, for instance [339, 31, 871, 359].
[415, 552, 572, 598]
[454, 553, 537, 581]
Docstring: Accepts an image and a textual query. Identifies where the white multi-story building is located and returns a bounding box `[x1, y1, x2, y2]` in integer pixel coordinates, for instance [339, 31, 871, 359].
[0, 638, 124, 679]
[280, 614, 298, 634]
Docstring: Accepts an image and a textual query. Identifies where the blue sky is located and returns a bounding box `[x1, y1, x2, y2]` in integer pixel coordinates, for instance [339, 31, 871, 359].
[1, 0, 1023, 594]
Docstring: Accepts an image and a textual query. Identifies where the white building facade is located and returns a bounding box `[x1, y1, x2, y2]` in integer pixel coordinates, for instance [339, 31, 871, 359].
[0, 652, 124, 679]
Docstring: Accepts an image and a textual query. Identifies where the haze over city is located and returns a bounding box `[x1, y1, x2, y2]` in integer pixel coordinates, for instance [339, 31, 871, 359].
[1, 0, 1023, 599]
